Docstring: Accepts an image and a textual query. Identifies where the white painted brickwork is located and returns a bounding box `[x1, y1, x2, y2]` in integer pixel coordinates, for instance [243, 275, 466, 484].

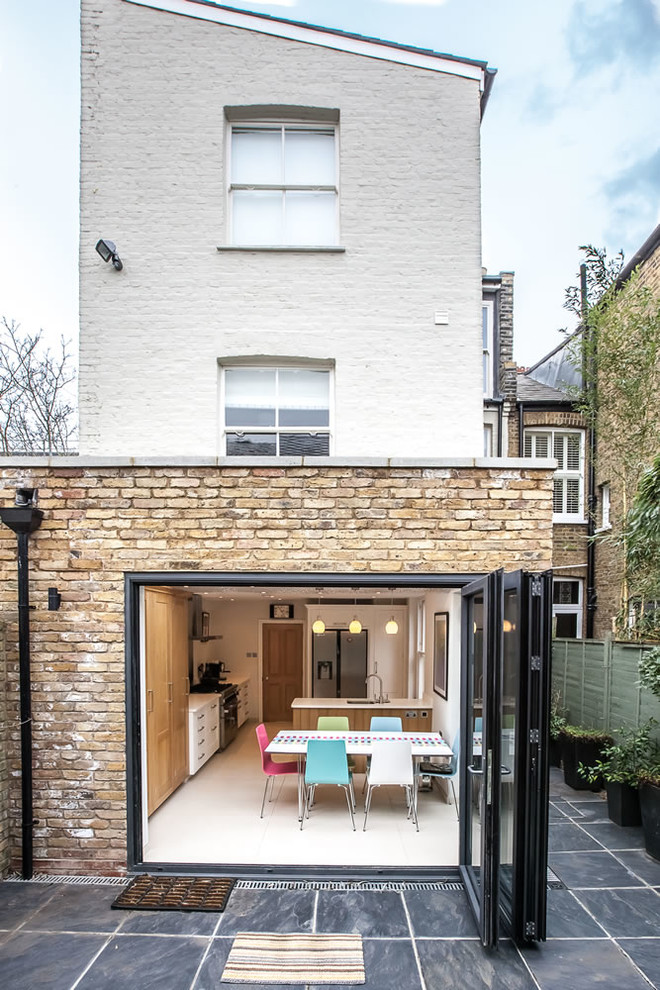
[79, 0, 485, 457]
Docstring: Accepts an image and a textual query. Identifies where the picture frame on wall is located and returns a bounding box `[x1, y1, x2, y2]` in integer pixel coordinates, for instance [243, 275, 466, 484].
[433, 611, 449, 699]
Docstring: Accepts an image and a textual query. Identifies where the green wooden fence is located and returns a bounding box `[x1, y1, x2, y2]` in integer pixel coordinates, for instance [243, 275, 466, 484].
[552, 638, 660, 732]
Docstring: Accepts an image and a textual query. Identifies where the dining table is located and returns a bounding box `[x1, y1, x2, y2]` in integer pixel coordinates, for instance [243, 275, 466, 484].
[265, 729, 452, 822]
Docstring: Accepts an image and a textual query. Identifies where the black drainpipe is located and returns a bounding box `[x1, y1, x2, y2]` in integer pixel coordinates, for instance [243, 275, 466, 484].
[581, 263, 597, 639]
[0, 489, 43, 879]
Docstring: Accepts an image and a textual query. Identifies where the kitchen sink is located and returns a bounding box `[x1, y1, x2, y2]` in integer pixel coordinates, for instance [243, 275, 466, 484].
[346, 698, 390, 704]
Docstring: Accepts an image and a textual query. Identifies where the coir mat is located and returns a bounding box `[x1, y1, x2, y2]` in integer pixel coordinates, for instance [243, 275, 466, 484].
[111, 874, 235, 912]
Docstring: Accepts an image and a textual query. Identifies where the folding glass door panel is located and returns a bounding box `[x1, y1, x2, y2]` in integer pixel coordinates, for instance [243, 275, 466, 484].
[460, 569, 551, 948]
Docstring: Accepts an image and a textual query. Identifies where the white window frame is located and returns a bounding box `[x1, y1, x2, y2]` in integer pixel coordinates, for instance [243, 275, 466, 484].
[483, 423, 493, 457]
[552, 578, 583, 638]
[227, 120, 340, 247]
[597, 482, 611, 531]
[482, 299, 494, 398]
[524, 428, 585, 523]
[219, 364, 334, 457]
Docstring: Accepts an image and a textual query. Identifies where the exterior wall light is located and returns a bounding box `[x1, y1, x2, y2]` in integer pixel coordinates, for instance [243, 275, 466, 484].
[95, 238, 123, 271]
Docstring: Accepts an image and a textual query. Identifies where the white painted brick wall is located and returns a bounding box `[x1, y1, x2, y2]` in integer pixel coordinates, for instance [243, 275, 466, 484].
[79, 0, 485, 457]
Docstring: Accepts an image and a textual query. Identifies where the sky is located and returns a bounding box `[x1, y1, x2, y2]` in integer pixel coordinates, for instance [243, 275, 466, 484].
[1, 0, 659, 366]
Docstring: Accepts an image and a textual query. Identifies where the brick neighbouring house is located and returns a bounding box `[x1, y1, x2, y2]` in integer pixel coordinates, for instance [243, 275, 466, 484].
[0, 0, 555, 877]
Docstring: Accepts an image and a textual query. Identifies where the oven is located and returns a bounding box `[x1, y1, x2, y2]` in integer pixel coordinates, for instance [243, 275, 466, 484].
[219, 686, 239, 750]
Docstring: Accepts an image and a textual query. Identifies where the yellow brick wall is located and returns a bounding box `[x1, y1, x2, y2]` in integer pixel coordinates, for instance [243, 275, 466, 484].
[0, 462, 553, 873]
[0, 622, 8, 877]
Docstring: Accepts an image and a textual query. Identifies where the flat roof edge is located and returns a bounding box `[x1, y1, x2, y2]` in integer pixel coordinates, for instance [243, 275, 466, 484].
[0, 455, 556, 470]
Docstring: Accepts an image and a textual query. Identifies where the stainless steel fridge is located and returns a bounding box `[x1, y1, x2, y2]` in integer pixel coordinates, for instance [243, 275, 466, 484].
[312, 629, 368, 698]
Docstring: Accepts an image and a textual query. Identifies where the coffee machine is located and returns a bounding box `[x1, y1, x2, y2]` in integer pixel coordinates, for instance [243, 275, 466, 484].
[192, 661, 231, 693]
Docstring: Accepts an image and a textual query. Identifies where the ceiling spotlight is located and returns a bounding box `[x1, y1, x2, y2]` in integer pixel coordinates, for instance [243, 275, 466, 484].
[95, 238, 123, 271]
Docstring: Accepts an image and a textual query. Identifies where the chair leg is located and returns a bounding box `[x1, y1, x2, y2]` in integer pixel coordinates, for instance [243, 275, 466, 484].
[301, 782, 313, 830]
[260, 776, 271, 818]
[349, 775, 356, 812]
[409, 784, 419, 832]
[343, 786, 356, 830]
[450, 779, 459, 820]
[363, 784, 374, 831]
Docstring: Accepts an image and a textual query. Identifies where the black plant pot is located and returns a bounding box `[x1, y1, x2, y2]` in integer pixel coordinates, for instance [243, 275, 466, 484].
[639, 783, 660, 861]
[549, 736, 562, 768]
[606, 781, 642, 827]
[562, 737, 608, 791]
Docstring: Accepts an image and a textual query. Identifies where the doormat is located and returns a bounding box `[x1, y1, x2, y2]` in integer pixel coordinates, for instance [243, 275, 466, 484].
[221, 932, 365, 985]
[111, 874, 235, 912]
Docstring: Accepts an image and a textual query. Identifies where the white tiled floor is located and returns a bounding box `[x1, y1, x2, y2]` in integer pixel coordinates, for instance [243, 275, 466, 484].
[144, 720, 460, 867]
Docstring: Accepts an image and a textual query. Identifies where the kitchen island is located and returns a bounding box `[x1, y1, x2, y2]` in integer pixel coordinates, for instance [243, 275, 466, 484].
[291, 697, 433, 733]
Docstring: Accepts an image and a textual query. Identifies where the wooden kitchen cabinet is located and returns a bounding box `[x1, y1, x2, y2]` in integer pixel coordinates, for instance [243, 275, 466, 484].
[145, 588, 190, 815]
[293, 706, 432, 732]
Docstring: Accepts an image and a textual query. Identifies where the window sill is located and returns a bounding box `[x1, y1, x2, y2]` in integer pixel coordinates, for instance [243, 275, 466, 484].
[594, 524, 612, 534]
[552, 516, 586, 525]
[217, 245, 346, 253]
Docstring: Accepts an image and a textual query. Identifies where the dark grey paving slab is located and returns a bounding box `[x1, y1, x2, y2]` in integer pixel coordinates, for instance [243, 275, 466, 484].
[548, 823, 603, 852]
[0, 882, 56, 931]
[119, 907, 219, 936]
[563, 800, 610, 822]
[618, 938, 660, 989]
[195, 937, 299, 990]
[614, 850, 660, 886]
[549, 851, 644, 888]
[76, 933, 207, 989]
[0, 931, 107, 990]
[416, 938, 536, 989]
[548, 802, 570, 822]
[583, 821, 645, 850]
[545, 889, 606, 938]
[215, 888, 315, 935]
[310, 938, 423, 990]
[316, 890, 409, 937]
[26, 883, 122, 933]
[575, 887, 660, 937]
[522, 938, 651, 990]
[405, 889, 478, 937]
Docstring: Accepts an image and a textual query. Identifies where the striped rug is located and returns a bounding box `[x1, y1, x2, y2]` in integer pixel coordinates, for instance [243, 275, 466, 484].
[221, 932, 365, 984]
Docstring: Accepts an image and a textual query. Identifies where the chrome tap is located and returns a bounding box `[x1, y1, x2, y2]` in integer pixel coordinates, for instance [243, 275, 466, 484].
[365, 672, 384, 703]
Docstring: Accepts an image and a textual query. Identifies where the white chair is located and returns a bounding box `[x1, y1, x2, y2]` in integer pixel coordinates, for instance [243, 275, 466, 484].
[363, 739, 418, 831]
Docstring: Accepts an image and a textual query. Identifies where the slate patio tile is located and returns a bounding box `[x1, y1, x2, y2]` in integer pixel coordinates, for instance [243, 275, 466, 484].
[522, 937, 652, 990]
[548, 823, 603, 852]
[563, 800, 610, 822]
[316, 890, 409, 937]
[194, 937, 299, 990]
[613, 850, 660, 886]
[309, 937, 423, 990]
[75, 933, 207, 990]
[119, 907, 220, 936]
[214, 888, 315, 935]
[549, 851, 644, 888]
[544, 889, 606, 938]
[548, 802, 570, 822]
[582, 821, 645, 850]
[0, 882, 56, 931]
[574, 887, 660, 937]
[617, 938, 660, 988]
[416, 938, 536, 989]
[0, 930, 107, 990]
[26, 883, 122, 933]
[404, 889, 479, 938]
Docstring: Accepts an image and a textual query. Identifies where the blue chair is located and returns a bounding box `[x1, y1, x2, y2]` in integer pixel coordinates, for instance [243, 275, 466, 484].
[370, 716, 403, 732]
[302, 739, 355, 831]
[416, 734, 459, 820]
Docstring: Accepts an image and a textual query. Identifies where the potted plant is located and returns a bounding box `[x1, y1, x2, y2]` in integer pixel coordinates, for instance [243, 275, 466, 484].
[578, 720, 657, 826]
[560, 724, 613, 791]
[638, 647, 660, 860]
[549, 691, 568, 768]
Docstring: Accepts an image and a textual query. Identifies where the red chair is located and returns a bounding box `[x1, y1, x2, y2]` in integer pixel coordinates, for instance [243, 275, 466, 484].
[256, 723, 298, 818]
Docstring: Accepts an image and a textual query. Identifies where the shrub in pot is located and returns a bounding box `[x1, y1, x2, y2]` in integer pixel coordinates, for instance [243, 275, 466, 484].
[561, 725, 612, 791]
[638, 767, 660, 861]
[549, 691, 568, 768]
[579, 720, 657, 826]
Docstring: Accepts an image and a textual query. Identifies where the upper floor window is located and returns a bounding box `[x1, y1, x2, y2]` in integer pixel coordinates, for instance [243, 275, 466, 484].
[524, 429, 585, 521]
[229, 123, 338, 246]
[598, 482, 611, 530]
[552, 578, 583, 638]
[482, 300, 494, 397]
[223, 366, 331, 457]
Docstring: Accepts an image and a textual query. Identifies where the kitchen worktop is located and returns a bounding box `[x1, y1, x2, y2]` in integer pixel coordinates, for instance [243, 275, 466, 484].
[291, 697, 433, 709]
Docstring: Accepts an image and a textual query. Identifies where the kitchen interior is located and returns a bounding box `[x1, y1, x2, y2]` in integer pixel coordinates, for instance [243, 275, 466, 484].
[141, 582, 464, 867]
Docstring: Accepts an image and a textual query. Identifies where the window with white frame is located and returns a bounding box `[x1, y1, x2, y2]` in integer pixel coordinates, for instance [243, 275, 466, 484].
[483, 423, 493, 457]
[222, 366, 331, 456]
[482, 300, 494, 397]
[552, 578, 583, 638]
[599, 482, 611, 530]
[229, 123, 338, 246]
[524, 429, 585, 521]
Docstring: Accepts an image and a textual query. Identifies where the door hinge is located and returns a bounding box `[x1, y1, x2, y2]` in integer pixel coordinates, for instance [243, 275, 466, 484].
[530, 655, 541, 670]
[531, 576, 542, 596]
[525, 921, 536, 938]
[529, 729, 540, 744]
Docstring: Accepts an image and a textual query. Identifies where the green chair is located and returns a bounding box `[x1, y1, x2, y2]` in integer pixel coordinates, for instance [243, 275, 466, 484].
[317, 716, 356, 772]
[302, 739, 356, 831]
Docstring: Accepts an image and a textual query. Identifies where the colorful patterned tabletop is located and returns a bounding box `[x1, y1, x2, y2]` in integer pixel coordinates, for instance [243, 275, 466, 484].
[266, 730, 451, 756]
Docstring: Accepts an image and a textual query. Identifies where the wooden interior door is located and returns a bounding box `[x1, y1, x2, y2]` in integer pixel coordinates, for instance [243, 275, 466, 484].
[170, 594, 190, 789]
[262, 623, 303, 722]
[145, 589, 173, 815]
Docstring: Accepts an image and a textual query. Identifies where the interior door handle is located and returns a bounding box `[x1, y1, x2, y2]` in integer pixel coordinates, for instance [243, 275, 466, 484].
[468, 763, 512, 776]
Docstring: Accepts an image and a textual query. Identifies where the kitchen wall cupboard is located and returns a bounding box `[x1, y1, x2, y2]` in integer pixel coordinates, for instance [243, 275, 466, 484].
[145, 588, 190, 815]
[188, 695, 220, 775]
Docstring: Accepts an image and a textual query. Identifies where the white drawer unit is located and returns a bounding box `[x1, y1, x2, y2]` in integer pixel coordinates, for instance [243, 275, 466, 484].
[235, 678, 250, 728]
[188, 695, 220, 775]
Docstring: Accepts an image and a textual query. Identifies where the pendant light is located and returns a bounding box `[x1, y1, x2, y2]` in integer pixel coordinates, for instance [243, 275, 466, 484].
[312, 595, 325, 634]
[385, 590, 398, 635]
[349, 596, 362, 634]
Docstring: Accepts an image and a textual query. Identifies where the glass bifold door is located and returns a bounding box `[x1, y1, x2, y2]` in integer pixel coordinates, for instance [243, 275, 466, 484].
[459, 569, 551, 947]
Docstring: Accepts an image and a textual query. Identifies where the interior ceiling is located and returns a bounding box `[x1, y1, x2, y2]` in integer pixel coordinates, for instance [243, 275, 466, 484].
[179, 585, 426, 602]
